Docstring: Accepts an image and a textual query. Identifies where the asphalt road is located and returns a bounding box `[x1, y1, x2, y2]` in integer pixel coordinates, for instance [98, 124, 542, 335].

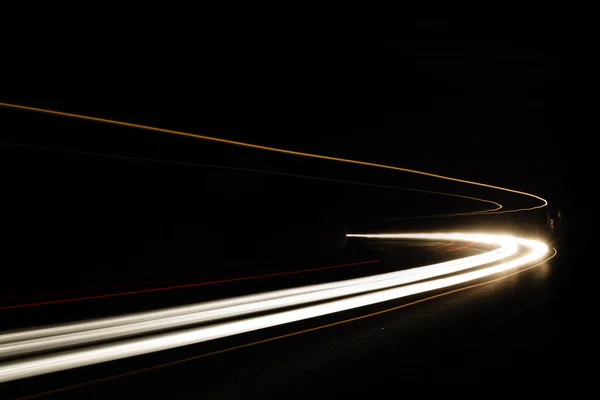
[0, 237, 571, 399]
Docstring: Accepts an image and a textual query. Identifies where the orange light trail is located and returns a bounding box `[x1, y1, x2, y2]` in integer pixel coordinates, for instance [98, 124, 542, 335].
[0, 102, 548, 213]
[448, 241, 476, 252]
[0, 140, 501, 217]
[425, 240, 456, 250]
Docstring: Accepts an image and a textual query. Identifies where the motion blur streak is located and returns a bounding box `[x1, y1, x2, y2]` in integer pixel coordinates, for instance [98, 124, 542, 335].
[0, 233, 548, 382]
[0, 236, 514, 357]
[0, 102, 546, 213]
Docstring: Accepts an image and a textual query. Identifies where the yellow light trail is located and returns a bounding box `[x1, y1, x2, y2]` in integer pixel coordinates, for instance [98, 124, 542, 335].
[0, 102, 548, 213]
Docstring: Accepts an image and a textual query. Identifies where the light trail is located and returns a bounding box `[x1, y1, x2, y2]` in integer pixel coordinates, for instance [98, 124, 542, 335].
[0, 102, 547, 213]
[0, 236, 512, 356]
[448, 241, 475, 252]
[0, 233, 548, 383]
[425, 240, 456, 250]
[0, 260, 380, 311]
[0, 140, 502, 218]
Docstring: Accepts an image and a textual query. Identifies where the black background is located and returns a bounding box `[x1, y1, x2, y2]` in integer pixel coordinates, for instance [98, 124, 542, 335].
[2, 4, 575, 289]
[1, 5, 580, 397]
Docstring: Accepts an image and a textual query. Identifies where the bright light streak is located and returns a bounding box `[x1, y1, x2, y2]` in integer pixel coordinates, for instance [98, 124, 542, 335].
[0, 233, 549, 383]
[0, 102, 547, 213]
[0, 236, 514, 358]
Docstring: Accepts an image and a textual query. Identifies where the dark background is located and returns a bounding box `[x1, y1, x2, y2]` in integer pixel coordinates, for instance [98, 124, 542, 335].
[2, 3, 574, 316]
[2, 4, 573, 198]
[0, 4, 581, 399]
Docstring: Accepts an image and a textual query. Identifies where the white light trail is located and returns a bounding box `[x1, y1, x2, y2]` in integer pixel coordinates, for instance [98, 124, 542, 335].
[0, 234, 515, 357]
[0, 233, 549, 383]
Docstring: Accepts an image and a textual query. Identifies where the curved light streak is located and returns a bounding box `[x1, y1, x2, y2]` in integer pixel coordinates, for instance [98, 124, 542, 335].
[0, 140, 502, 217]
[0, 233, 549, 383]
[0, 102, 547, 213]
[0, 236, 514, 357]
